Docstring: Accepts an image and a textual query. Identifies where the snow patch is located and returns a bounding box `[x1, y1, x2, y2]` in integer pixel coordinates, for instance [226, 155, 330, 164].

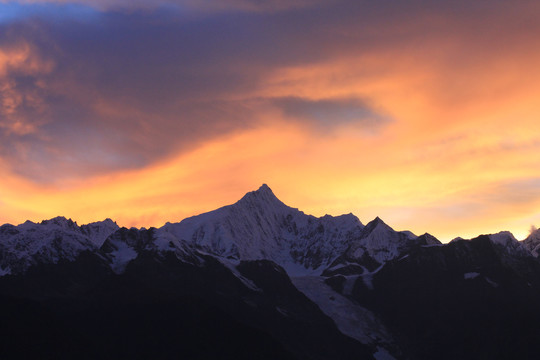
[280, 261, 321, 276]
[360, 264, 385, 290]
[324, 260, 362, 273]
[374, 346, 397, 360]
[0, 266, 11, 276]
[485, 277, 499, 288]
[218, 259, 261, 292]
[464, 272, 480, 280]
[352, 247, 365, 258]
[342, 275, 361, 295]
[108, 241, 138, 274]
[291, 276, 394, 347]
[275, 307, 289, 317]
[397, 254, 409, 261]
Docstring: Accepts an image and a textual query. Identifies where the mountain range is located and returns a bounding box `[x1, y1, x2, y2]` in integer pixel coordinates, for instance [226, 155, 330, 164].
[2, 184, 540, 359]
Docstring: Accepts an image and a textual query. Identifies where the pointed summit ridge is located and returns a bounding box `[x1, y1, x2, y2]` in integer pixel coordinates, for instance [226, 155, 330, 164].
[418, 233, 441, 246]
[258, 183, 272, 192]
[80, 218, 120, 246]
[41, 216, 78, 229]
[158, 184, 364, 272]
[340, 215, 431, 266]
[238, 184, 285, 206]
[369, 216, 387, 226]
[362, 216, 392, 235]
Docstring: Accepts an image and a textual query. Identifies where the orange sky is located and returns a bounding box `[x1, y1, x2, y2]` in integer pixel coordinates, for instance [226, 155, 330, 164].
[2, 1, 540, 241]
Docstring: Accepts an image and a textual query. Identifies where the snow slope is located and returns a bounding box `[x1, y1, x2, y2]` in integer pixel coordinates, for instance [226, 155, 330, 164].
[0, 217, 118, 274]
[291, 276, 394, 346]
[523, 228, 540, 257]
[156, 184, 364, 273]
[324, 218, 440, 274]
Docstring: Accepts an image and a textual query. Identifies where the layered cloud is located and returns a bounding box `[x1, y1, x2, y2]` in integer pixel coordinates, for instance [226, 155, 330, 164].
[2, 0, 540, 240]
[1, 1, 400, 181]
[0, 0, 327, 13]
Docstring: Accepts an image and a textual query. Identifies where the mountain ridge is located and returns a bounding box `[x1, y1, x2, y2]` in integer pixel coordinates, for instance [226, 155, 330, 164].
[2, 184, 540, 359]
[1, 184, 537, 277]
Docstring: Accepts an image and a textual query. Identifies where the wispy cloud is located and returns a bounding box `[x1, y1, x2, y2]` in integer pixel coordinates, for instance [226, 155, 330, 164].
[0, 0, 328, 13]
[1, 0, 540, 240]
[271, 97, 390, 130]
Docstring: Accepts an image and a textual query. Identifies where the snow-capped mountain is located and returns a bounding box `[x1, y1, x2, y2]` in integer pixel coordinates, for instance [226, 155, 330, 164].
[1, 185, 536, 278]
[323, 217, 441, 276]
[487, 231, 533, 267]
[0, 185, 371, 276]
[345, 232, 540, 360]
[80, 218, 121, 246]
[344, 217, 436, 263]
[457, 231, 530, 257]
[0, 216, 118, 275]
[523, 227, 540, 257]
[157, 184, 364, 273]
[446, 231, 534, 275]
[2, 185, 540, 360]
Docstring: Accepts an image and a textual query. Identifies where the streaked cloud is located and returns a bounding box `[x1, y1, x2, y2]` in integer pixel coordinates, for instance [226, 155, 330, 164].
[0, 4, 398, 181]
[0, 0, 328, 13]
[271, 97, 390, 130]
[1, 0, 540, 240]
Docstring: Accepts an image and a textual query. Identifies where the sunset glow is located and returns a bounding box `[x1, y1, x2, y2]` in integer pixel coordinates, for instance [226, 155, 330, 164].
[2, 0, 540, 241]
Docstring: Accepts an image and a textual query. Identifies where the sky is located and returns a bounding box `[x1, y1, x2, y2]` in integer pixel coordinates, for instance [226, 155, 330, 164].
[1, 0, 540, 241]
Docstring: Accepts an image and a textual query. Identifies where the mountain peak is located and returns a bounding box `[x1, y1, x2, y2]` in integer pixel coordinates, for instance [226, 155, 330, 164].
[86, 218, 117, 227]
[363, 216, 391, 233]
[237, 184, 286, 208]
[41, 216, 78, 228]
[523, 228, 540, 257]
[489, 231, 517, 245]
[258, 183, 272, 192]
[254, 183, 278, 198]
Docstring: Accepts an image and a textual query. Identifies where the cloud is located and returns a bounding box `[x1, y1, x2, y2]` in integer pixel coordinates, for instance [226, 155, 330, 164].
[271, 97, 390, 130]
[0, 5, 397, 183]
[1, 0, 540, 185]
[0, 0, 327, 13]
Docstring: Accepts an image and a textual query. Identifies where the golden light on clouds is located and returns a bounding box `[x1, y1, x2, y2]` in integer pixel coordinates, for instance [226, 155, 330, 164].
[2, 113, 540, 241]
[2, 0, 540, 242]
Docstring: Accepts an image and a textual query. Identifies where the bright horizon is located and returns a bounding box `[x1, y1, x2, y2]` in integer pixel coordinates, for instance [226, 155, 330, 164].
[2, 1, 540, 242]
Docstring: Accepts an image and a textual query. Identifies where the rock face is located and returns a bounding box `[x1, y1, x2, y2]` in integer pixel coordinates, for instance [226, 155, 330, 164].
[2, 185, 540, 360]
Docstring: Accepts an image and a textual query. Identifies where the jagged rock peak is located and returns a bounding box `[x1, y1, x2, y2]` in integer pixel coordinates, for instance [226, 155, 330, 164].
[40, 216, 78, 228]
[522, 227, 540, 257]
[418, 233, 441, 245]
[87, 218, 117, 226]
[489, 231, 518, 245]
[363, 216, 393, 234]
[236, 184, 289, 208]
[370, 216, 387, 225]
